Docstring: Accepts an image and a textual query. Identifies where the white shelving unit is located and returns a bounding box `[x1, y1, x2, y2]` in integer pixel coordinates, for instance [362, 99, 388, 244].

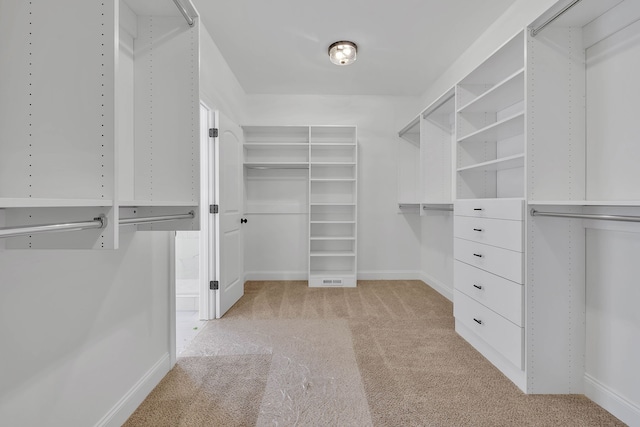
[456, 31, 525, 200]
[309, 126, 358, 287]
[0, 0, 200, 248]
[242, 125, 357, 286]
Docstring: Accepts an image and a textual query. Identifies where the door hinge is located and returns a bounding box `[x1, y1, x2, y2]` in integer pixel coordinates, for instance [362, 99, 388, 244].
[210, 204, 219, 214]
[210, 280, 219, 290]
[209, 128, 218, 138]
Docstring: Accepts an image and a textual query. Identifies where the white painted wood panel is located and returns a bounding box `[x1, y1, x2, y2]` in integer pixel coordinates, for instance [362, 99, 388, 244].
[454, 260, 523, 326]
[454, 238, 523, 283]
[454, 216, 523, 252]
[454, 198, 524, 220]
[454, 290, 523, 369]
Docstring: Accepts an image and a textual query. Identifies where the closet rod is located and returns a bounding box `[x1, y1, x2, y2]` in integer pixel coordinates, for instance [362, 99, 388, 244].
[172, 0, 196, 26]
[0, 215, 106, 239]
[119, 211, 195, 226]
[530, 0, 582, 37]
[423, 205, 453, 212]
[530, 209, 640, 223]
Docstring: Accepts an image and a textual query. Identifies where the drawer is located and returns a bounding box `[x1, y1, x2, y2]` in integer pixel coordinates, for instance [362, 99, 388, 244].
[454, 290, 523, 369]
[454, 216, 523, 252]
[454, 260, 523, 326]
[454, 238, 523, 284]
[454, 199, 524, 220]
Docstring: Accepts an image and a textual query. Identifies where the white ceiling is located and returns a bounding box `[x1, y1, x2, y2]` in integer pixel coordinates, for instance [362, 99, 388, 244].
[190, 0, 518, 96]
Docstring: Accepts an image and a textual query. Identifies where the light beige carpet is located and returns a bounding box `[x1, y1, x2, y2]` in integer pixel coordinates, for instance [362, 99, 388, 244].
[125, 281, 626, 426]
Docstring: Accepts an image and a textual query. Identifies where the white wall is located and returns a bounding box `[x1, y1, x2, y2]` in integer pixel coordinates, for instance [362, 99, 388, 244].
[0, 231, 173, 426]
[199, 22, 248, 125]
[244, 95, 422, 279]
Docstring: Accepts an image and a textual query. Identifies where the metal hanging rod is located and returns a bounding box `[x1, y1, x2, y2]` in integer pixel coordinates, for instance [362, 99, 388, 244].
[0, 215, 106, 239]
[172, 0, 197, 26]
[423, 205, 454, 212]
[120, 211, 195, 226]
[530, 0, 582, 37]
[530, 209, 640, 223]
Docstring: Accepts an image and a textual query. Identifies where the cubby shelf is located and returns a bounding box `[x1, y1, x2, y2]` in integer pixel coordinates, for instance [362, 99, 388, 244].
[243, 162, 309, 169]
[457, 154, 525, 173]
[458, 112, 524, 143]
[0, 198, 113, 208]
[458, 68, 525, 113]
[310, 251, 356, 257]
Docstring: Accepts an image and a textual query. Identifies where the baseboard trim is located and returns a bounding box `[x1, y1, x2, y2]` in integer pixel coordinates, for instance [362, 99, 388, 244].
[244, 271, 307, 281]
[95, 353, 171, 427]
[419, 272, 453, 301]
[357, 270, 421, 280]
[584, 374, 640, 426]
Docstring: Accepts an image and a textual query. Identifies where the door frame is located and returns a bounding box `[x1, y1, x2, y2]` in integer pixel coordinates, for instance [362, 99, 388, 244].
[199, 102, 217, 320]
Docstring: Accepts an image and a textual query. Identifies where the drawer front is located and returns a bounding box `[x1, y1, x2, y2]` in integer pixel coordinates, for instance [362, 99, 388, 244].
[454, 199, 524, 220]
[454, 290, 523, 369]
[454, 260, 523, 326]
[454, 238, 523, 283]
[454, 216, 523, 251]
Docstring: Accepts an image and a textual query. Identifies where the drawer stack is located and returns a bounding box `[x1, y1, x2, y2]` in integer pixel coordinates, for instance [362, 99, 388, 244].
[453, 199, 524, 369]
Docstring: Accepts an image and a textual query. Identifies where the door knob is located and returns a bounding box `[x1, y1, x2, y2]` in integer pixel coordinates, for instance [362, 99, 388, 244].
[240, 218, 248, 224]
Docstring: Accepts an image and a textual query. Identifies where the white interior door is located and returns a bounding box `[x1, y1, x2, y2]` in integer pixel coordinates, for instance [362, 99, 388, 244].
[215, 111, 244, 318]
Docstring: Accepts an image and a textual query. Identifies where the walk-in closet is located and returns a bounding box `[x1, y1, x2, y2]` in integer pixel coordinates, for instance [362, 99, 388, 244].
[1, 0, 638, 425]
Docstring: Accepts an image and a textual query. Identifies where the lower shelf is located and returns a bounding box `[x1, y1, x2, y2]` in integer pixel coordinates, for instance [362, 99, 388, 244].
[308, 273, 357, 288]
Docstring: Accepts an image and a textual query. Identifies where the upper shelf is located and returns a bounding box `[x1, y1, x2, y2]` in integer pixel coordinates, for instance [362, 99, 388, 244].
[458, 69, 525, 114]
[244, 162, 309, 169]
[0, 198, 113, 208]
[458, 112, 524, 143]
[457, 154, 525, 173]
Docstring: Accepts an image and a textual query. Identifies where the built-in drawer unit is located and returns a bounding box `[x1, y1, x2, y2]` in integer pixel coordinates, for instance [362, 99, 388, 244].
[454, 260, 523, 326]
[454, 215, 523, 251]
[454, 199, 524, 220]
[454, 238, 523, 284]
[454, 290, 524, 369]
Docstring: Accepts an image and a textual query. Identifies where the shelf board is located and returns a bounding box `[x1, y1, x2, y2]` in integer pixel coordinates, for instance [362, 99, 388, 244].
[310, 236, 355, 241]
[119, 200, 196, 207]
[0, 198, 113, 208]
[310, 220, 356, 224]
[457, 154, 525, 173]
[310, 251, 356, 257]
[244, 143, 308, 148]
[308, 206, 356, 209]
[309, 270, 356, 277]
[310, 162, 356, 166]
[458, 68, 524, 113]
[528, 200, 640, 207]
[244, 162, 309, 169]
[458, 112, 524, 143]
[421, 200, 454, 205]
[310, 142, 356, 147]
[310, 178, 356, 182]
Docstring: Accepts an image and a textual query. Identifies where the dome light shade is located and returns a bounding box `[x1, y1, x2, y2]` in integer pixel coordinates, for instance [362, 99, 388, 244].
[328, 41, 357, 66]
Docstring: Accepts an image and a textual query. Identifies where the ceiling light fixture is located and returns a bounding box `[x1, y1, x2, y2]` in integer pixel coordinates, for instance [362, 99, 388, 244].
[328, 41, 357, 66]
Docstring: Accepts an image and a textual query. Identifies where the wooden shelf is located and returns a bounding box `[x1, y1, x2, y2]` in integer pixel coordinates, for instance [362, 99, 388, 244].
[244, 143, 308, 148]
[310, 220, 356, 224]
[458, 112, 524, 143]
[244, 162, 309, 169]
[458, 69, 525, 113]
[310, 250, 356, 257]
[0, 198, 113, 208]
[310, 178, 356, 182]
[119, 200, 196, 207]
[457, 154, 525, 173]
[310, 236, 355, 241]
[528, 200, 640, 207]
